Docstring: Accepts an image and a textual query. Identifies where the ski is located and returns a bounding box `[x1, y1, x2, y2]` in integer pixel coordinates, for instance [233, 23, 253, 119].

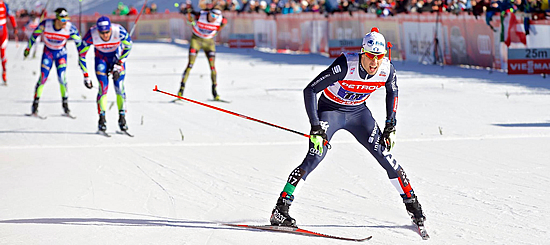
[209, 98, 231, 103]
[61, 113, 76, 119]
[117, 130, 134, 137]
[223, 224, 372, 242]
[171, 99, 185, 104]
[414, 222, 430, 240]
[25, 113, 47, 120]
[97, 130, 111, 137]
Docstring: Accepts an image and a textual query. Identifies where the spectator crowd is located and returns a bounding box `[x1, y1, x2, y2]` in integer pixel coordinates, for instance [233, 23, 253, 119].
[112, 1, 159, 16]
[13, 1, 549, 22]
[176, 0, 548, 20]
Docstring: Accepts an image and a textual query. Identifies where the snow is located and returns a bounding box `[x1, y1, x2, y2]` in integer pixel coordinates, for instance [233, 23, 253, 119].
[1, 41, 549, 244]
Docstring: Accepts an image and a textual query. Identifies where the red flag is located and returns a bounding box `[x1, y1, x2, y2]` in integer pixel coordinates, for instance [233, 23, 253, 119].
[505, 12, 527, 46]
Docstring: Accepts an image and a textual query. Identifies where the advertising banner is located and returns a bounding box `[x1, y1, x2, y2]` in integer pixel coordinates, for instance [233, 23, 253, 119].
[440, 14, 497, 67]
[226, 13, 255, 48]
[134, 19, 171, 40]
[399, 14, 449, 64]
[254, 17, 277, 50]
[228, 33, 255, 48]
[508, 48, 550, 74]
[363, 15, 402, 60]
[169, 18, 190, 41]
[21, 12, 550, 73]
[299, 13, 328, 53]
[276, 15, 303, 51]
[328, 13, 365, 58]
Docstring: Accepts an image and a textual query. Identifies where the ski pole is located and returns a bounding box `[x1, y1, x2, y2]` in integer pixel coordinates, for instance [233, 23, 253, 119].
[153, 85, 330, 147]
[129, 0, 148, 37]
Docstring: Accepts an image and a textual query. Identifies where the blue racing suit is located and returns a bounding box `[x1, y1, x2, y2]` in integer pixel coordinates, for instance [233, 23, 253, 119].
[27, 19, 82, 101]
[78, 23, 132, 115]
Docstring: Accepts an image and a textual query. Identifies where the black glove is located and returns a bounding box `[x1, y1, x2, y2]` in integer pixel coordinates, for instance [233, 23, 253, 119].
[310, 125, 329, 155]
[83, 74, 93, 89]
[310, 125, 327, 140]
[112, 61, 124, 81]
[380, 119, 396, 151]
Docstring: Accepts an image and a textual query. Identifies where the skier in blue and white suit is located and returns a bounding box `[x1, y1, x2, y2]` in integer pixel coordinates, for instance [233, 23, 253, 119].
[25, 8, 83, 116]
[79, 16, 132, 133]
[270, 28, 427, 229]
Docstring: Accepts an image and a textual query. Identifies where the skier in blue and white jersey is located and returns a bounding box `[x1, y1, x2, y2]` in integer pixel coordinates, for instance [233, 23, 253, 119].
[78, 16, 132, 133]
[270, 28, 427, 230]
[25, 8, 83, 117]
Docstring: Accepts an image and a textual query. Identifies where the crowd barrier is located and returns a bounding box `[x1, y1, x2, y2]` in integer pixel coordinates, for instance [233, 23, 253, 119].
[11, 12, 550, 74]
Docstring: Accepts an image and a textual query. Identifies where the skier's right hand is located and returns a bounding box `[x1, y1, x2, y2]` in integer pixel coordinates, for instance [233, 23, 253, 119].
[83, 74, 93, 89]
[310, 125, 327, 156]
[23, 48, 30, 58]
[381, 119, 397, 152]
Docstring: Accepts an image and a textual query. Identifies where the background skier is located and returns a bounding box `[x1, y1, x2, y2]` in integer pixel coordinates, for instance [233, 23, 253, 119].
[177, 8, 227, 101]
[78, 16, 132, 134]
[25, 8, 82, 118]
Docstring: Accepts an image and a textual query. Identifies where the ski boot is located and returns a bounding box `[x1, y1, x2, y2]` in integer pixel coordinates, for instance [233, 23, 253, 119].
[98, 113, 107, 132]
[31, 98, 39, 115]
[2, 71, 6, 85]
[212, 84, 220, 101]
[177, 86, 185, 97]
[176, 82, 185, 102]
[270, 193, 296, 227]
[118, 111, 128, 131]
[62, 97, 70, 114]
[403, 195, 426, 225]
[404, 195, 429, 239]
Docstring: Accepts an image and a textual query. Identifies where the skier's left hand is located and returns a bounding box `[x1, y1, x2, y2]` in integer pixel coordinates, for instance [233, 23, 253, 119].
[381, 119, 396, 152]
[112, 61, 124, 81]
[112, 62, 124, 74]
[23, 48, 30, 58]
[83, 73, 93, 89]
[310, 125, 327, 156]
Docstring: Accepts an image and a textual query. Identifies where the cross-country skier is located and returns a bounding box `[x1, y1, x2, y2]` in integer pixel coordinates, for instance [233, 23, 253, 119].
[25, 8, 83, 117]
[269, 28, 427, 235]
[0, 0, 18, 84]
[177, 8, 227, 101]
[78, 16, 132, 133]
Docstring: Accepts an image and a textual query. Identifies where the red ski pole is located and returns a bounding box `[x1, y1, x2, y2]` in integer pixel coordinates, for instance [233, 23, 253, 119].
[129, 0, 148, 37]
[153, 85, 330, 147]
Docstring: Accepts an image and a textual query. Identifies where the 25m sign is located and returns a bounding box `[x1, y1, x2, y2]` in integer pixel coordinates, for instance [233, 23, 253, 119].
[508, 48, 550, 75]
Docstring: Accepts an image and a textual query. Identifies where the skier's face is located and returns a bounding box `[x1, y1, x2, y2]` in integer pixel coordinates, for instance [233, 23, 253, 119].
[361, 52, 384, 75]
[54, 19, 67, 29]
[99, 29, 112, 42]
[208, 12, 219, 22]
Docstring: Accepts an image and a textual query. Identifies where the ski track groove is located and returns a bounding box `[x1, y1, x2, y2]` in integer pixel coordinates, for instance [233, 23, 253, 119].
[2, 133, 550, 150]
[133, 161, 177, 217]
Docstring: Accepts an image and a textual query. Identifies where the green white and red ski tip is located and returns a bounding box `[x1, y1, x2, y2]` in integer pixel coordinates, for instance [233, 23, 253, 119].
[223, 223, 372, 242]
